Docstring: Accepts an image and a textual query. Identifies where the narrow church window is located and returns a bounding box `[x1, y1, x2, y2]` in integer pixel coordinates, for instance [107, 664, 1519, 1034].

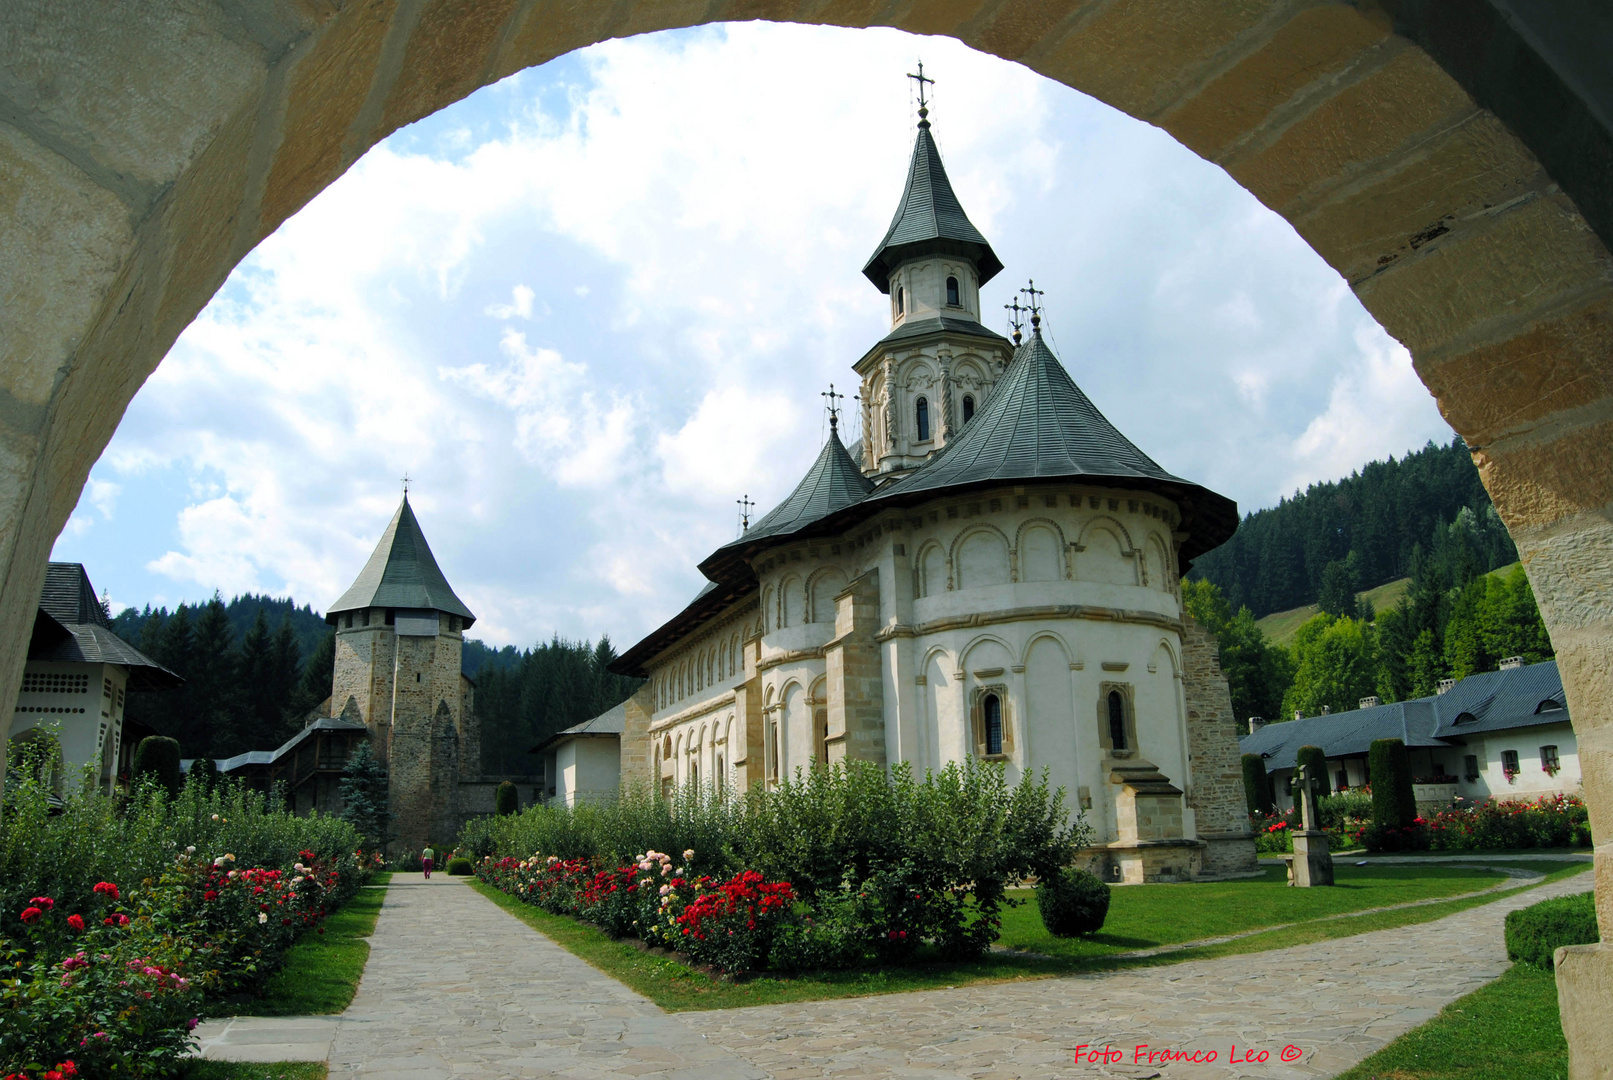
[415, 672, 421, 683]
[385, 609, 395, 626]
[1108, 690, 1128, 751]
[963, 395, 975, 423]
[984, 694, 1003, 756]
[946, 276, 960, 306]
[916, 397, 931, 441]
[716, 754, 725, 793]
[897, 286, 905, 314]
[767, 720, 780, 784]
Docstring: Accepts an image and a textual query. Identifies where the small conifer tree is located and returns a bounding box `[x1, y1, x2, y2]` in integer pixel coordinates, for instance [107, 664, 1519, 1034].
[339, 739, 390, 850]
[1295, 745, 1330, 800]
[132, 736, 183, 798]
[494, 780, 519, 816]
[1242, 753, 1275, 816]
[1368, 738, 1418, 827]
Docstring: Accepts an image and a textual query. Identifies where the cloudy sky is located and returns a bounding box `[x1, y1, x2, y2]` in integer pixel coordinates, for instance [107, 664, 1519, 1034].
[53, 22, 1454, 650]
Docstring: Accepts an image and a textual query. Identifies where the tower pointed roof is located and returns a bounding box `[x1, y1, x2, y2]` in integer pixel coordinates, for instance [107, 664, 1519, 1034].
[727, 424, 875, 550]
[327, 495, 476, 626]
[869, 329, 1238, 562]
[862, 116, 1004, 292]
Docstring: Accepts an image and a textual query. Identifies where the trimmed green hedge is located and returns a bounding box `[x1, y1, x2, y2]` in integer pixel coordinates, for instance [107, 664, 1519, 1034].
[495, 780, 519, 817]
[446, 856, 474, 876]
[1295, 745, 1330, 799]
[1243, 753, 1275, 816]
[1369, 738, 1417, 827]
[1036, 867, 1111, 937]
[1506, 891, 1599, 969]
[132, 736, 182, 798]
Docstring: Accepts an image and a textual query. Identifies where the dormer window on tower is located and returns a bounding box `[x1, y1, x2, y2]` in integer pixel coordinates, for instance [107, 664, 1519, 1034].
[946, 276, 960, 307]
[916, 397, 931, 441]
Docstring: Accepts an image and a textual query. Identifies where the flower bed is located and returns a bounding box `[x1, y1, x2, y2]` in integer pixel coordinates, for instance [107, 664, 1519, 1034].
[2, 753, 377, 1079]
[468, 760, 1084, 976]
[1425, 794, 1591, 851]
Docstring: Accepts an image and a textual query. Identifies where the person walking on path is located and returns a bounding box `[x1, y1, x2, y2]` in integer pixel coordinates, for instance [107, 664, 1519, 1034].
[421, 844, 435, 879]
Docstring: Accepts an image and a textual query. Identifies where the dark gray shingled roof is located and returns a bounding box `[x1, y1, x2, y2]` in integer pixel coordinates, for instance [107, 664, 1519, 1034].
[532, 702, 627, 752]
[721, 425, 875, 548]
[327, 495, 475, 627]
[1240, 660, 1568, 770]
[29, 564, 182, 691]
[863, 118, 1003, 291]
[857, 315, 1009, 368]
[868, 330, 1238, 563]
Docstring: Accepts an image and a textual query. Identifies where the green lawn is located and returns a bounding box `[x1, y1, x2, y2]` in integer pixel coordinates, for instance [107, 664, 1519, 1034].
[181, 1064, 326, 1080]
[1335, 962, 1566, 1080]
[470, 861, 1589, 1011]
[228, 873, 391, 1017]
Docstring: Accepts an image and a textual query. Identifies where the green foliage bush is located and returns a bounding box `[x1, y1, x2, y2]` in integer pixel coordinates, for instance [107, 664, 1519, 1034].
[495, 780, 519, 817]
[1360, 819, 1431, 852]
[1428, 794, 1592, 850]
[1505, 891, 1599, 969]
[446, 856, 474, 875]
[1035, 867, 1111, 937]
[0, 741, 371, 1076]
[1369, 739, 1418, 827]
[467, 760, 1087, 970]
[189, 756, 219, 791]
[1295, 745, 1330, 799]
[1318, 791, 1373, 830]
[1242, 753, 1275, 816]
[132, 735, 183, 798]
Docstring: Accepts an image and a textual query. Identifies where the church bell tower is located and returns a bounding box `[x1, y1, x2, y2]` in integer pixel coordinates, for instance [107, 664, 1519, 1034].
[327, 493, 479, 855]
[855, 65, 1015, 479]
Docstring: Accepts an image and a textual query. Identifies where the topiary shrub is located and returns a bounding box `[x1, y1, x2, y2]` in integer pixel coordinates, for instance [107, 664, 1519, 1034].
[1368, 738, 1417, 827]
[131, 736, 183, 799]
[1036, 867, 1111, 937]
[1295, 745, 1330, 800]
[446, 856, 474, 876]
[495, 780, 519, 817]
[1506, 891, 1599, 968]
[1243, 753, 1275, 816]
[188, 757, 218, 792]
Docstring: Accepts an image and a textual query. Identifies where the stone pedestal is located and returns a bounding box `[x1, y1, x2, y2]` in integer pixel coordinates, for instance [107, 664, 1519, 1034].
[1557, 942, 1613, 1079]
[1285, 830, 1334, 887]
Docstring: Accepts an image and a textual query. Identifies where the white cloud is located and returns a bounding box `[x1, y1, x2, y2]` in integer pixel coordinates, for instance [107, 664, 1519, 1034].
[53, 21, 1451, 649]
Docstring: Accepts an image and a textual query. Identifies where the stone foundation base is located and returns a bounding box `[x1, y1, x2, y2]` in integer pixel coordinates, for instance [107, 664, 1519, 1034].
[1105, 839, 1205, 884]
[1557, 941, 1613, 1079]
[1196, 831, 1261, 879]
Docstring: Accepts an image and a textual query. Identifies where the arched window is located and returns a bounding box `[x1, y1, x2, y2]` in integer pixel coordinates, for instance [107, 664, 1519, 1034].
[715, 753, 725, 793]
[983, 693, 1004, 756]
[767, 719, 780, 785]
[962, 394, 975, 423]
[1108, 690, 1128, 751]
[946, 276, 960, 306]
[897, 286, 905, 314]
[916, 396, 931, 441]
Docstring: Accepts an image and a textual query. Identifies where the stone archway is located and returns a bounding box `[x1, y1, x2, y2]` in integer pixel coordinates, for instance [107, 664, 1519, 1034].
[5, 1, 1611, 1067]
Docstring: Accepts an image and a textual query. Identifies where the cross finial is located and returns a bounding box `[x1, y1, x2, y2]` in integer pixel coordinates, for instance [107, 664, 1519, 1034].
[908, 61, 934, 126]
[1004, 296, 1027, 345]
[400, 472, 411, 495]
[821, 383, 846, 431]
[1021, 279, 1045, 332]
[737, 494, 755, 533]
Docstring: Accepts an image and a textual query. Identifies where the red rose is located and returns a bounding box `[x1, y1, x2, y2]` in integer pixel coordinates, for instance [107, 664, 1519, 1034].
[30, 896, 54, 909]
[60, 1064, 78, 1079]
[20, 906, 43, 924]
[93, 882, 119, 900]
[117, 914, 130, 926]
[204, 891, 218, 901]
[67, 914, 85, 932]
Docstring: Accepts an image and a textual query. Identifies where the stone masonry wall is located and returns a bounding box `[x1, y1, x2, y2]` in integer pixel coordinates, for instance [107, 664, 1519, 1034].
[1181, 615, 1259, 878]
[825, 571, 886, 766]
[619, 684, 654, 793]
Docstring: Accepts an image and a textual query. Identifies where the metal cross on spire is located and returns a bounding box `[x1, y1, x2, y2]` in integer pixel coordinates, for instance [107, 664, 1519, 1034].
[1021, 279, 1045, 332]
[400, 471, 412, 495]
[737, 494, 755, 533]
[821, 383, 846, 431]
[1004, 296, 1027, 345]
[908, 61, 934, 123]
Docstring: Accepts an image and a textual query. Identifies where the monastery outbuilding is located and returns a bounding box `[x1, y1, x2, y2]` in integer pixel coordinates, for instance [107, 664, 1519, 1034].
[606, 100, 1259, 884]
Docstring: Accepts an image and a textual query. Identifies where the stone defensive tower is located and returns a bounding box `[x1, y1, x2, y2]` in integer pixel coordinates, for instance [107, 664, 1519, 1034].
[327, 494, 479, 855]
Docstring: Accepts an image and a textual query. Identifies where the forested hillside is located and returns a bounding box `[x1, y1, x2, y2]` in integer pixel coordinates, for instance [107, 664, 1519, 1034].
[1189, 437, 1515, 618]
[108, 591, 638, 771]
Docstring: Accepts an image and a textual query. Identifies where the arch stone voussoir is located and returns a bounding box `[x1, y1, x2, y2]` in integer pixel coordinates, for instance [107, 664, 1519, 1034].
[6, 1, 1613, 1066]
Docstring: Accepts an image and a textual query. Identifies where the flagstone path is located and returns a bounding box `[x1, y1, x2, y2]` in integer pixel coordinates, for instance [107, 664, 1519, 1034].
[198, 866, 1593, 1079]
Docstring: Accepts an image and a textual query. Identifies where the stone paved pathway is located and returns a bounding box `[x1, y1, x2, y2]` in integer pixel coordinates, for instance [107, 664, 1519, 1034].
[279, 868, 1589, 1079]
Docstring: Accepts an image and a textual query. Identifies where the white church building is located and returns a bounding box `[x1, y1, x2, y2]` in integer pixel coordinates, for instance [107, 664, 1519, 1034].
[603, 98, 1257, 883]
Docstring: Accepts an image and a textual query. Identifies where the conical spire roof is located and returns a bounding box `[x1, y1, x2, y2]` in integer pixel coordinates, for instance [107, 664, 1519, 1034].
[725, 424, 875, 550]
[870, 330, 1238, 562]
[327, 495, 476, 626]
[863, 118, 1003, 291]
